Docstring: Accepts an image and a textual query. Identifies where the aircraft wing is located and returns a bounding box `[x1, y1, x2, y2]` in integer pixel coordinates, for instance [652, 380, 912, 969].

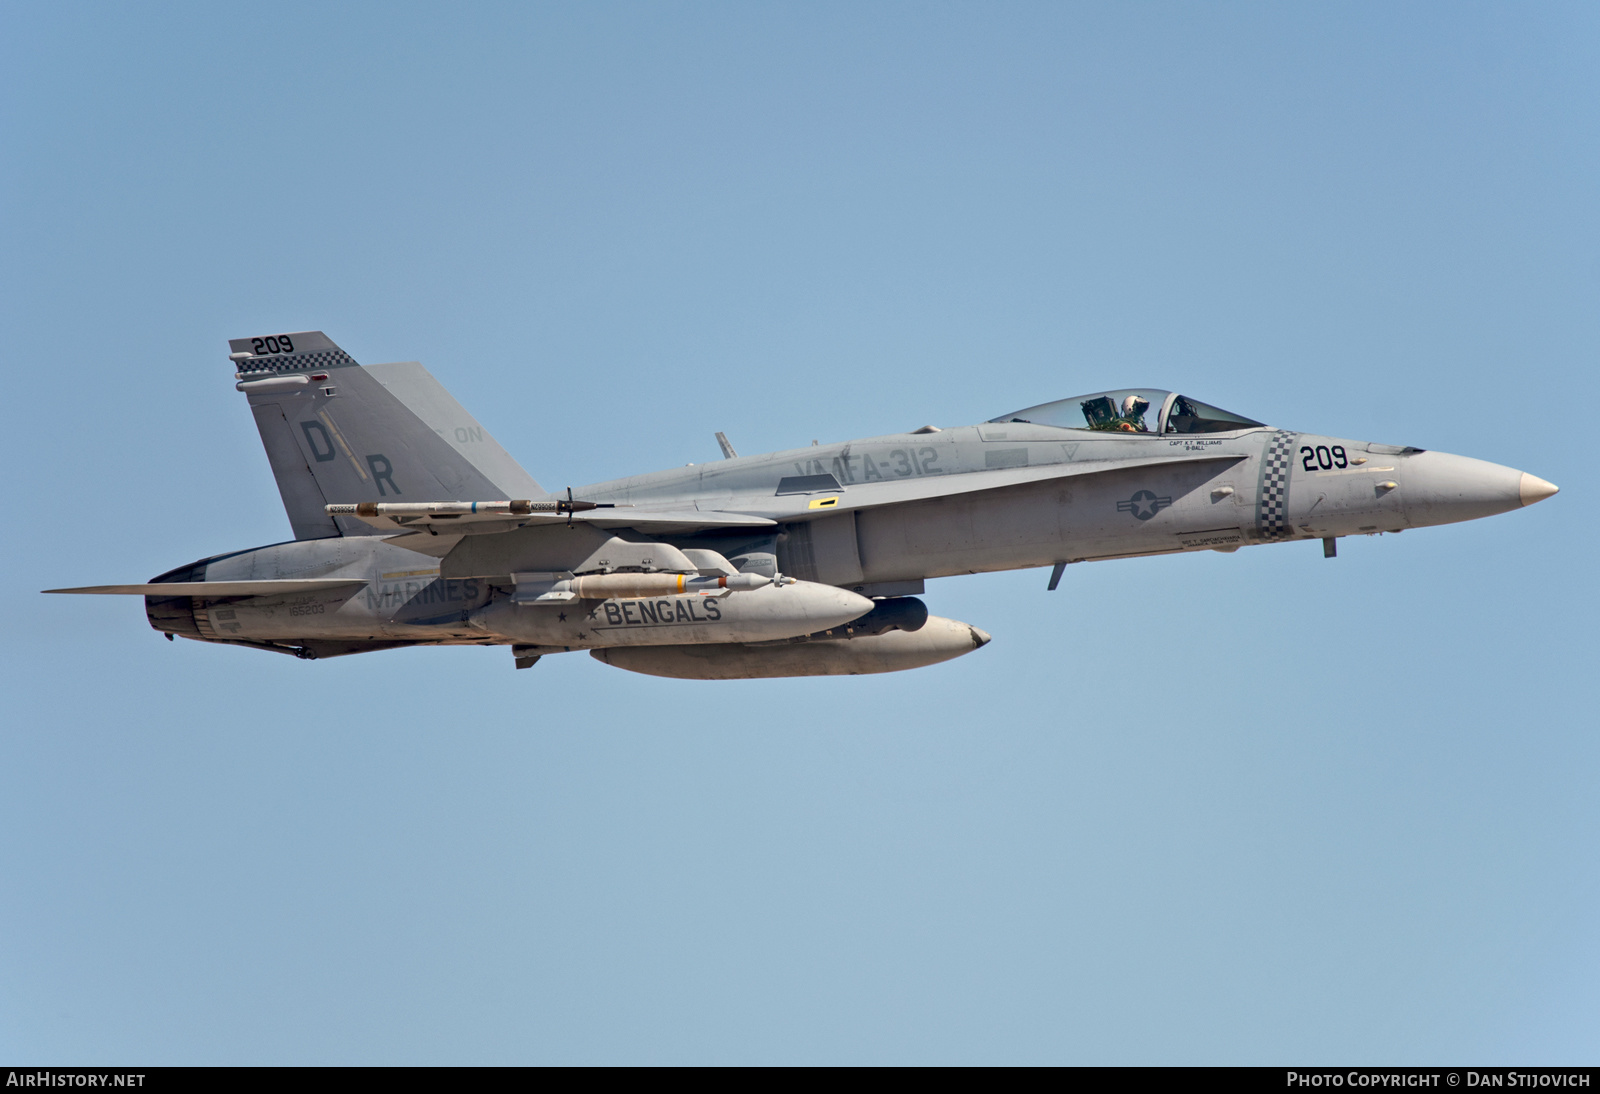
[737, 453, 1247, 518]
[340, 506, 777, 543]
[575, 509, 777, 529]
[43, 580, 367, 596]
[355, 456, 1241, 549]
[308, 454, 1245, 560]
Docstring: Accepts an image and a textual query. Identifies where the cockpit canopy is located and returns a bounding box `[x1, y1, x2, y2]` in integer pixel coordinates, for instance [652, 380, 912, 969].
[989, 389, 1265, 435]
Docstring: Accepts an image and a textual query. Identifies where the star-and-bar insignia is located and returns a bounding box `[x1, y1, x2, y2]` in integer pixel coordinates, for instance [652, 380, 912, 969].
[1117, 490, 1173, 521]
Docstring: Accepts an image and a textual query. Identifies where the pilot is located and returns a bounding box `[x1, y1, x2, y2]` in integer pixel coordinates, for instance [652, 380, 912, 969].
[1117, 394, 1150, 432]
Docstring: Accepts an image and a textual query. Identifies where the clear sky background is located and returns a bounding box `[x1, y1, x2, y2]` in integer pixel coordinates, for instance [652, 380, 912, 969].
[2, 1, 1595, 1065]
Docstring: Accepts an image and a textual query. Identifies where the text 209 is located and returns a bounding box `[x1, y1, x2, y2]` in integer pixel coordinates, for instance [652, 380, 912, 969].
[1301, 444, 1348, 471]
[251, 335, 295, 355]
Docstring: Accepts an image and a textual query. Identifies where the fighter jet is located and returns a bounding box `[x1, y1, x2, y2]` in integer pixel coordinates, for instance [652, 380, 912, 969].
[46, 332, 1559, 678]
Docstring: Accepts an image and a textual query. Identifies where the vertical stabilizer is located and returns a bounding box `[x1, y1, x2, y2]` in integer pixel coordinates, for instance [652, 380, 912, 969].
[231, 332, 544, 538]
[365, 362, 543, 499]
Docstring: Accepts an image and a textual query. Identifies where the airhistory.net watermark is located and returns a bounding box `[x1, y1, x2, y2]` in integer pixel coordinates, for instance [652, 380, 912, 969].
[5, 1075, 145, 1088]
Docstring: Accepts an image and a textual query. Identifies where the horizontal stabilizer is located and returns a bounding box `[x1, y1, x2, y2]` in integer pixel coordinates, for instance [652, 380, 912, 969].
[44, 579, 366, 596]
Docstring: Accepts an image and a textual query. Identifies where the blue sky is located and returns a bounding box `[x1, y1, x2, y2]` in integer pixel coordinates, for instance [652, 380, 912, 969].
[2, 1, 1595, 1064]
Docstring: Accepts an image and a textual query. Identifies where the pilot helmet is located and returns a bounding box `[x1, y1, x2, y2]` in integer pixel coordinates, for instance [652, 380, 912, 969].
[1122, 395, 1150, 419]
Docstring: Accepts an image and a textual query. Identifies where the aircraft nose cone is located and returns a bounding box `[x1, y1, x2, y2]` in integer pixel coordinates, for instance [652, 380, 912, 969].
[969, 626, 992, 648]
[1519, 473, 1559, 507]
[1398, 450, 1526, 527]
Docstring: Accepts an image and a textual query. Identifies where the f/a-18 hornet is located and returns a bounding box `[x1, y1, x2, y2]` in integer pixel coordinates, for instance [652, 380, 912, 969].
[48, 332, 1558, 679]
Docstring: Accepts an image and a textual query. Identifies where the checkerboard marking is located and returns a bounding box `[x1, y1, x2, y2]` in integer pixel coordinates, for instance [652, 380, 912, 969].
[235, 349, 357, 376]
[1256, 430, 1298, 540]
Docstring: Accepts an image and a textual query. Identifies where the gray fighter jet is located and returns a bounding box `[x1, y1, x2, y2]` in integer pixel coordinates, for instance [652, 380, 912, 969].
[47, 332, 1559, 678]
